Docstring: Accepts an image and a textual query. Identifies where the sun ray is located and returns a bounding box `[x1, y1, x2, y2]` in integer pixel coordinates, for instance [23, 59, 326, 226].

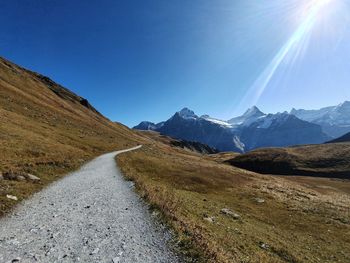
[238, 0, 335, 111]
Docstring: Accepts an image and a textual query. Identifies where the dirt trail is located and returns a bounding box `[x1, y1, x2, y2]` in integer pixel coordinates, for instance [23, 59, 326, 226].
[0, 146, 180, 263]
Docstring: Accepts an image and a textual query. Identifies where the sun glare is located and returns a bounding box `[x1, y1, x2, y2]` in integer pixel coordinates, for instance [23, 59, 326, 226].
[238, 0, 338, 112]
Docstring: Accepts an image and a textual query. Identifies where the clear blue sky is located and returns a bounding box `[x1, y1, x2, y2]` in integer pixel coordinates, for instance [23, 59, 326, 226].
[1, 0, 350, 126]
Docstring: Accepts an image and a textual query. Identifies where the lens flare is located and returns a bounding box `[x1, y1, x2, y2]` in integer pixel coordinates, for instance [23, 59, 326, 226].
[239, 0, 335, 110]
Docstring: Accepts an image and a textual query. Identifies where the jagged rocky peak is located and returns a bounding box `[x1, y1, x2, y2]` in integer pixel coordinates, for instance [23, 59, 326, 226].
[228, 106, 265, 125]
[133, 121, 156, 130]
[335, 101, 350, 111]
[243, 106, 264, 117]
[290, 108, 298, 115]
[340, 100, 350, 106]
[177, 107, 198, 119]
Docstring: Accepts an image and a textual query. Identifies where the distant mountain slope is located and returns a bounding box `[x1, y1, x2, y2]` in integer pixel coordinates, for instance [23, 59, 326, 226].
[0, 56, 140, 214]
[239, 112, 330, 151]
[227, 143, 350, 178]
[133, 121, 164, 131]
[327, 132, 350, 143]
[134, 107, 330, 152]
[135, 130, 218, 154]
[157, 109, 242, 152]
[291, 101, 350, 138]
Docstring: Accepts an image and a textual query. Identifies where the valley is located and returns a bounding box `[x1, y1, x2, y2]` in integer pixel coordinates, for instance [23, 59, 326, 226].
[0, 56, 142, 216]
[117, 131, 350, 262]
[228, 142, 350, 178]
[1, 56, 349, 263]
[2, 0, 350, 262]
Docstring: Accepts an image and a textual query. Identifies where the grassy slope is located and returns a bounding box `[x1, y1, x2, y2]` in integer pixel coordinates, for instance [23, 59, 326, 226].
[0, 56, 142, 215]
[117, 134, 350, 263]
[2, 56, 350, 262]
[133, 130, 218, 154]
[228, 143, 350, 178]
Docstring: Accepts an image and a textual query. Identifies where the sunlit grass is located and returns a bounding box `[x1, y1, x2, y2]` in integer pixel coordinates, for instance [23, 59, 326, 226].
[117, 137, 350, 263]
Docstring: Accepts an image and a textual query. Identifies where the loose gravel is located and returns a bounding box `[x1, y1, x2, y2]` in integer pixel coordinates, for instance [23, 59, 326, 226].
[0, 146, 181, 263]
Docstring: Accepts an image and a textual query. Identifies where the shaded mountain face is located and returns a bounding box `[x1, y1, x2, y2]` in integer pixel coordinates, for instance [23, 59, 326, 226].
[157, 112, 243, 152]
[291, 101, 350, 138]
[327, 132, 350, 143]
[134, 107, 330, 152]
[169, 139, 218, 154]
[239, 113, 330, 151]
[133, 121, 164, 131]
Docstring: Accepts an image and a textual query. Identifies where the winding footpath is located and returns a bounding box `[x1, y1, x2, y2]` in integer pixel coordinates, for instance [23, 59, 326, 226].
[0, 146, 180, 263]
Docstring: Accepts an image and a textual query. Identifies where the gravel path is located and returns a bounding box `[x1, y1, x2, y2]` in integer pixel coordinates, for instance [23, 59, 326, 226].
[0, 146, 181, 263]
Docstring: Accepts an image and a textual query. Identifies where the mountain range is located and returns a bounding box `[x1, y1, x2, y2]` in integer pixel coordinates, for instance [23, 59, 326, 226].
[1, 54, 349, 263]
[291, 101, 350, 138]
[133, 104, 345, 152]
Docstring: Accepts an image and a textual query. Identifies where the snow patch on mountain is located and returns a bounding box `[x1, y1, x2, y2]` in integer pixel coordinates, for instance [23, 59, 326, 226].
[201, 115, 232, 127]
[134, 104, 334, 152]
[291, 101, 350, 137]
[178, 108, 198, 120]
[256, 112, 290, 129]
[228, 106, 265, 126]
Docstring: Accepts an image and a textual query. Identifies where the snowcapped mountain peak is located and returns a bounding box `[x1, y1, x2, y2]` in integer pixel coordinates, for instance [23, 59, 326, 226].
[178, 108, 198, 119]
[134, 104, 331, 152]
[339, 100, 350, 106]
[228, 106, 265, 126]
[290, 108, 297, 113]
[255, 112, 293, 129]
[335, 101, 350, 111]
[290, 101, 350, 137]
[243, 106, 264, 117]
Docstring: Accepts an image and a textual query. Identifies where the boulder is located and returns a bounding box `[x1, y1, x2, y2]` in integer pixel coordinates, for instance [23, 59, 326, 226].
[203, 216, 215, 223]
[25, 173, 40, 181]
[16, 175, 26, 181]
[254, 198, 265, 204]
[259, 242, 270, 250]
[220, 208, 240, 219]
[6, 195, 18, 201]
[3, 171, 40, 182]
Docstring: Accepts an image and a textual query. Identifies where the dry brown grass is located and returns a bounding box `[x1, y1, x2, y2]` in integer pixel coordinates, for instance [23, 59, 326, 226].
[117, 139, 350, 262]
[205, 152, 241, 163]
[228, 143, 350, 178]
[2, 56, 350, 262]
[0, 56, 143, 216]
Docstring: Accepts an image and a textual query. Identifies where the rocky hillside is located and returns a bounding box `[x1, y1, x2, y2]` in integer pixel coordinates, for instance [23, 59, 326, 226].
[0, 56, 141, 215]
